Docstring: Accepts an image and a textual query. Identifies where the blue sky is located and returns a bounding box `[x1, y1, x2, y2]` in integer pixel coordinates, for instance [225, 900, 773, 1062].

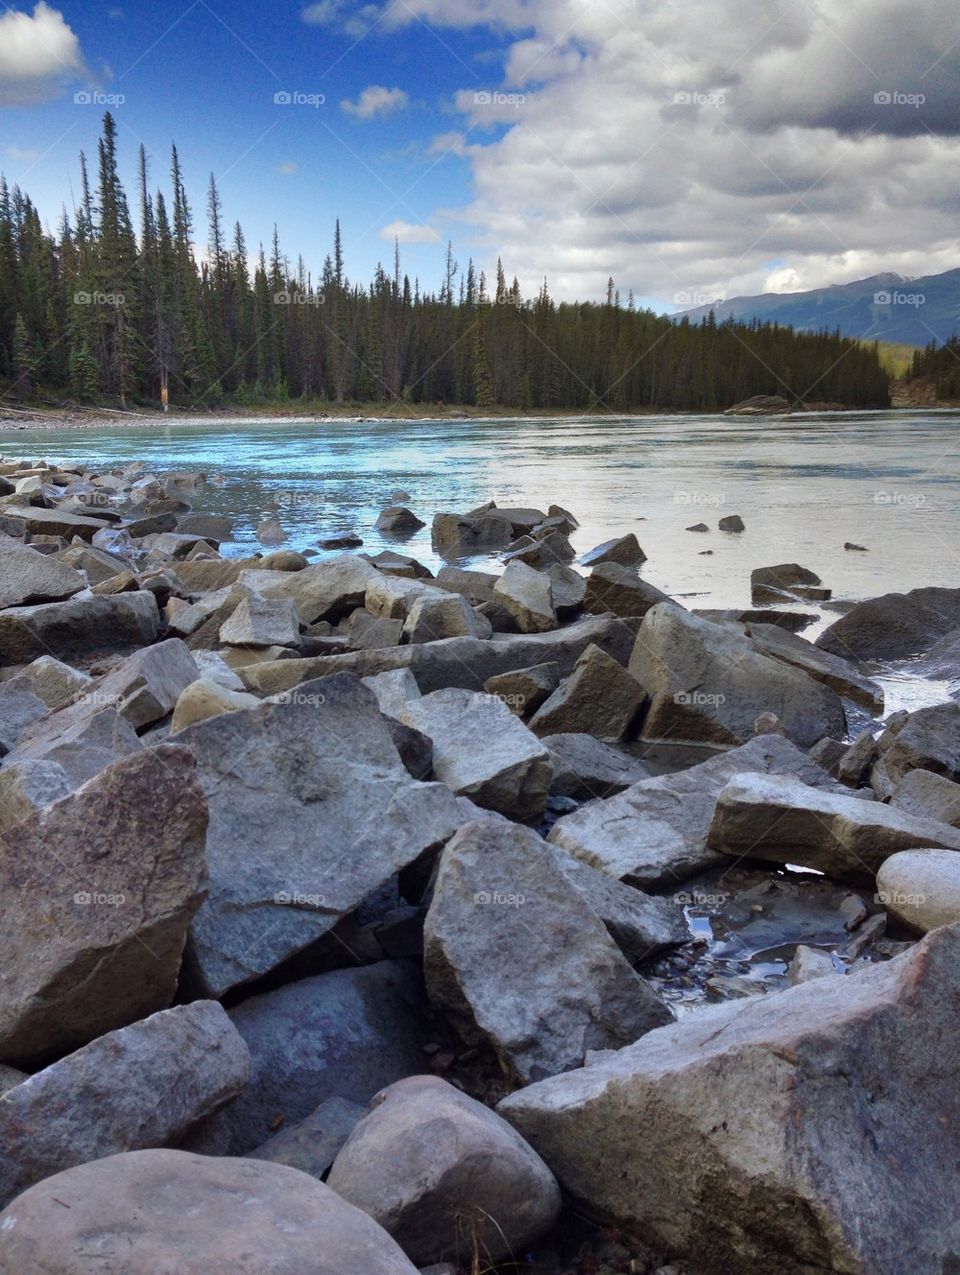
[0, 1, 958, 310]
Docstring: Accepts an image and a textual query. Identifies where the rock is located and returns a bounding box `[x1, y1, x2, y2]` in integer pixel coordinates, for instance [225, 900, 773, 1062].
[258, 548, 308, 571]
[881, 702, 960, 784]
[493, 560, 556, 633]
[750, 563, 822, 604]
[549, 734, 863, 888]
[876, 849, 960, 933]
[628, 603, 844, 749]
[499, 925, 960, 1275]
[178, 674, 464, 996]
[837, 729, 877, 786]
[255, 553, 379, 623]
[170, 677, 260, 732]
[740, 620, 884, 712]
[400, 688, 551, 823]
[542, 732, 652, 800]
[484, 662, 560, 717]
[580, 533, 646, 567]
[175, 512, 233, 540]
[56, 543, 129, 587]
[220, 593, 301, 648]
[431, 510, 517, 556]
[327, 1075, 561, 1266]
[362, 667, 422, 719]
[845, 541, 868, 551]
[723, 393, 791, 414]
[366, 573, 445, 621]
[424, 821, 672, 1084]
[401, 591, 485, 643]
[340, 610, 403, 649]
[0, 540, 85, 608]
[0, 591, 160, 665]
[717, 513, 745, 531]
[686, 522, 709, 532]
[177, 556, 259, 591]
[0, 1148, 419, 1275]
[809, 735, 847, 776]
[0, 1066, 24, 1093]
[787, 944, 837, 983]
[256, 515, 286, 544]
[0, 745, 207, 1066]
[528, 643, 647, 740]
[376, 506, 426, 534]
[433, 565, 498, 605]
[318, 531, 363, 549]
[582, 562, 670, 618]
[708, 772, 960, 885]
[816, 586, 960, 660]
[0, 504, 108, 541]
[696, 607, 817, 633]
[0, 1002, 249, 1207]
[222, 961, 435, 1153]
[548, 562, 586, 619]
[15, 655, 91, 709]
[0, 678, 47, 755]
[246, 1095, 365, 1179]
[892, 768, 960, 827]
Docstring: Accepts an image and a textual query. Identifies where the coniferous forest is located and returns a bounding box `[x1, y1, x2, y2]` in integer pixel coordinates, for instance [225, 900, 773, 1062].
[0, 114, 890, 414]
[909, 338, 960, 401]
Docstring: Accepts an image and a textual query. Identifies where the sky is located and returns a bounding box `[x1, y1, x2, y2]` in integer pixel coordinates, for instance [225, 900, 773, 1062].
[0, 0, 958, 312]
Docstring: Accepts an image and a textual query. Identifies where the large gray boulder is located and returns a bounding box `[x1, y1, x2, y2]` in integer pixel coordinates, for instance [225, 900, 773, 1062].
[0, 540, 85, 608]
[709, 771, 960, 884]
[876, 849, 960, 932]
[15, 654, 91, 708]
[493, 560, 556, 633]
[628, 602, 844, 749]
[881, 702, 960, 784]
[816, 586, 960, 660]
[399, 688, 551, 822]
[0, 1149, 420, 1275]
[500, 925, 960, 1275]
[0, 745, 208, 1066]
[219, 593, 301, 647]
[582, 562, 669, 617]
[328, 1075, 561, 1266]
[252, 553, 379, 623]
[0, 678, 47, 755]
[0, 1002, 249, 1208]
[424, 821, 673, 1084]
[528, 643, 647, 740]
[178, 674, 465, 997]
[542, 732, 652, 800]
[0, 590, 160, 664]
[580, 534, 646, 567]
[401, 590, 486, 643]
[549, 734, 856, 888]
[221, 961, 435, 1154]
[892, 768, 960, 827]
[245, 1095, 365, 1179]
[741, 620, 884, 712]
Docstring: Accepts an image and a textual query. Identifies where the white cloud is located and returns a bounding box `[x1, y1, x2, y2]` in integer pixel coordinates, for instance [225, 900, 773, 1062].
[301, 2, 382, 37]
[6, 144, 42, 163]
[276, 160, 298, 175]
[379, 220, 441, 243]
[341, 85, 409, 120]
[0, 2, 90, 107]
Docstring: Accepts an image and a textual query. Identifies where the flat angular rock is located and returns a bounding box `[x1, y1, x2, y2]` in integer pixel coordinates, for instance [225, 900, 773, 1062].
[500, 926, 960, 1275]
[0, 541, 85, 609]
[892, 768, 960, 827]
[0, 1002, 249, 1208]
[628, 602, 844, 749]
[344, 609, 405, 649]
[220, 593, 301, 647]
[549, 562, 587, 618]
[580, 534, 646, 567]
[542, 732, 652, 800]
[433, 564, 498, 604]
[254, 552, 379, 623]
[15, 655, 92, 708]
[178, 674, 464, 997]
[709, 772, 960, 885]
[881, 702, 960, 784]
[0, 745, 208, 1066]
[170, 677, 260, 732]
[816, 586, 960, 660]
[327, 1075, 561, 1266]
[1, 707, 143, 807]
[529, 643, 647, 740]
[401, 590, 485, 643]
[0, 590, 160, 665]
[549, 734, 861, 888]
[424, 821, 673, 1084]
[222, 961, 435, 1153]
[742, 619, 884, 712]
[583, 562, 670, 617]
[247, 1095, 365, 1179]
[750, 562, 822, 604]
[493, 559, 556, 633]
[0, 1149, 419, 1275]
[0, 678, 47, 755]
[176, 512, 234, 540]
[366, 573, 445, 621]
[0, 504, 107, 541]
[484, 662, 559, 717]
[400, 688, 551, 822]
[876, 849, 960, 932]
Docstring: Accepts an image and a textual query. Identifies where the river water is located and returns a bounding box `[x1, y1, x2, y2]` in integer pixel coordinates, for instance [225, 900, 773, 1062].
[3, 407, 959, 711]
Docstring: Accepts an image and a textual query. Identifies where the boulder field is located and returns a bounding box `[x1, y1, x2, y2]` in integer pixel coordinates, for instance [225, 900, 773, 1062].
[1, 454, 959, 1273]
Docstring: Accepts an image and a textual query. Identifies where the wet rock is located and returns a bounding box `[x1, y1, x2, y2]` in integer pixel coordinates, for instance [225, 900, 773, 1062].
[881, 702, 960, 784]
[0, 1149, 419, 1275]
[717, 513, 745, 531]
[892, 768, 960, 827]
[484, 662, 560, 717]
[256, 515, 285, 545]
[0, 1002, 249, 1207]
[686, 522, 709, 532]
[220, 593, 301, 648]
[580, 534, 646, 568]
[724, 393, 791, 414]
[876, 849, 960, 933]
[816, 586, 960, 660]
[493, 560, 556, 633]
[542, 732, 652, 800]
[0, 504, 108, 541]
[845, 542, 868, 551]
[431, 510, 517, 556]
[549, 734, 864, 889]
[741, 620, 884, 712]
[0, 745, 207, 1066]
[222, 961, 435, 1154]
[582, 562, 671, 618]
[499, 925, 960, 1275]
[529, 643, 647, 740]
[709, 772, 960, 884]
[628, 603, 844, 749]
[176, 512, 233, 540]
[424, 821, 672, 1084]
[0, 540, 85, 609]
[179, 674, 464, 996]
[318, 531, 363, 549]
[246, 1095, 365, 1178]
[376, 506, 426, 534]
[401, 687, 550, 822]
[0, 590, 160, 665]
[327, 1075, 561, 1266]
[750, 563, 822, 605]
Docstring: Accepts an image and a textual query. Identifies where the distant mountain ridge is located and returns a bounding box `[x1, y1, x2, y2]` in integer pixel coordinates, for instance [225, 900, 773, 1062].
[673, 267, 960, 347]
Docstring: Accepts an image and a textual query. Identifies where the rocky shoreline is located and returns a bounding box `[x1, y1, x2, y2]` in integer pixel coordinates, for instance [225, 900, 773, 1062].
[1, 454, 960, 1273]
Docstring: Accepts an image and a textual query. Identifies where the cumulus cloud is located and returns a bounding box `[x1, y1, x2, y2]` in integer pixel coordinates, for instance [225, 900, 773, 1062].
[379, 219, 441, 243]
[0, 2, 90, 106]
[341, 85, 409, 119]
[382, 0, 960, 305]
[301, 1, 383, 38]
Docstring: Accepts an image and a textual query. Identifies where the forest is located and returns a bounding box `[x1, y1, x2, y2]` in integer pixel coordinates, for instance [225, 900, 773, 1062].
[0, 113, 891, 414]
[909, 338, 960, 401]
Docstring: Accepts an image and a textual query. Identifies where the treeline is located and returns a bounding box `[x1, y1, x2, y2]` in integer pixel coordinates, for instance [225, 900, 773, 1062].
[0, 113, 889, 413]
[909, 337, 960, 400]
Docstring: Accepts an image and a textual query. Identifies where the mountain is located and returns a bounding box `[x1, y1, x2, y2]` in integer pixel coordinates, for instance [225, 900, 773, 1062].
[674, 268, 960, 347]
